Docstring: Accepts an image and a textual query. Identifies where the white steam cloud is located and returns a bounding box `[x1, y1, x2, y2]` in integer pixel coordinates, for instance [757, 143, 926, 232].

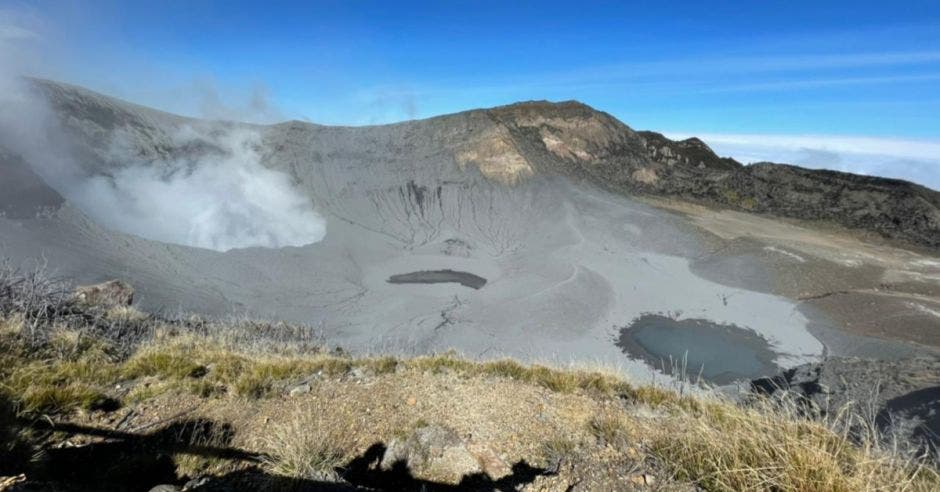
[74, 126, 327, 251]
[0, 12, 327, 251]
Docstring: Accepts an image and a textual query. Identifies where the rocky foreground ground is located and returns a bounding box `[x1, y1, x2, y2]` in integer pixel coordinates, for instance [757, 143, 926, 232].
[1, 272, 938, 491]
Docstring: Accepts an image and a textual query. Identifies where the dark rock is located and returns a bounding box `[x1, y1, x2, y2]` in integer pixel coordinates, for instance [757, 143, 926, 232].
[487, 100, 940, 249]
[73, 280, 134, 308]
[380, 424, 482, 484]
[876, 385, 940, 453]
[148, 485, 181, 492]
[752, 357, 940, 454]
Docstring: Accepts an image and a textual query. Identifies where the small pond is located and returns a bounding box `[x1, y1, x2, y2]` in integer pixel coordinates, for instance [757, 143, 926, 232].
[387, 269, 487, 289]
[616, 314, 781, 385]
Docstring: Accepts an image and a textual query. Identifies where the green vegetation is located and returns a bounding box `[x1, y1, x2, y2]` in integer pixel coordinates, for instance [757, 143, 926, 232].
[720, 187, 758, 211]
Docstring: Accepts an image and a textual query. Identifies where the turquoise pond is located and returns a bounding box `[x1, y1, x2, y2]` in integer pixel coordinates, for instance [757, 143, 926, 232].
[616, 314, 781, 385]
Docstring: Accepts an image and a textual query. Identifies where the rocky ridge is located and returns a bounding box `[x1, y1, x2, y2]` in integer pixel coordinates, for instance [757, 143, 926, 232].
[481, 100, 940, 248]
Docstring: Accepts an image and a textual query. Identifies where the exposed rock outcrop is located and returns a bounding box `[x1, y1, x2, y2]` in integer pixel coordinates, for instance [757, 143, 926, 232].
[752, 357, 940, 453]
[380, 424, 483, 484]
[484, 101, 940, 248]
[73, 280, 135, 309]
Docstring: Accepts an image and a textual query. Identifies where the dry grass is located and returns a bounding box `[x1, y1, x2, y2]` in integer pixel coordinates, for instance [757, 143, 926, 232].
[1, 324, 121, 413]
[172, 420, 241, 479]
[0, 393, 37, 475]
[3, 321, 937, 491]
[0, 261, 938, 491]
[2, 316, 938, 490]
[259, 402, 353, 481]
[404, 353, 634, 397]
[587, 411, 631, 447]
[540, 437, 579, 469]
[648, 396, 940, 491]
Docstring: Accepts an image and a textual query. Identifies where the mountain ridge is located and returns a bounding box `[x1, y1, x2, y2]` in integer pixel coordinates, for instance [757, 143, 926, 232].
[22, 78, 940, 248]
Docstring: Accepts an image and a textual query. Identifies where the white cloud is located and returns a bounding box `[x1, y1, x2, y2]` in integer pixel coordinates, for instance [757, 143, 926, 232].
[666, 132, 940, 191]
[0, 24, 37, 41]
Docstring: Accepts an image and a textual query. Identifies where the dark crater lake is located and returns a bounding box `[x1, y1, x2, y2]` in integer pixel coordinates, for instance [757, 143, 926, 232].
[616, 314, 781, 385]
[387, 269, 487, 289]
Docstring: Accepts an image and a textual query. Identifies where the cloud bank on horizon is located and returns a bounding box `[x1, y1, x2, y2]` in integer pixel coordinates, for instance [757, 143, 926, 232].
[669, 133, 940, 191]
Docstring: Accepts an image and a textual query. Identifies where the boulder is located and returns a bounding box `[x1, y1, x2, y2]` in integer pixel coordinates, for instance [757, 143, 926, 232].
[288, 383, 311, 396]
[0, 475, 27, 492]
[73, 280, 134, 308]
[752, 357, 940, 455]
[147, 486, 181, 492]
[380, 424, 482, 484]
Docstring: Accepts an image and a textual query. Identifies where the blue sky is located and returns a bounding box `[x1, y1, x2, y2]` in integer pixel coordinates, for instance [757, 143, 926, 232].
[3, 0, 940, 187]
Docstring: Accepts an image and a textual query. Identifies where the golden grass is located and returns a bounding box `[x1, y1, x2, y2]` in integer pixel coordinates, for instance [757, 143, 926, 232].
[587, 412, 630, 447]
[648, 397, 940, 491]
[259, 401, 352, 480]
[404, 353, 634, 397]
[1, 312, 938, 490]
[123, 350, 208, 380]
[1, 326, 121, 412]
[172, 421, 241, 479]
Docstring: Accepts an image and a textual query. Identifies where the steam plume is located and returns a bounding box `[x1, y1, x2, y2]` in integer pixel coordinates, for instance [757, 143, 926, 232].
[0, 12, 327, 251]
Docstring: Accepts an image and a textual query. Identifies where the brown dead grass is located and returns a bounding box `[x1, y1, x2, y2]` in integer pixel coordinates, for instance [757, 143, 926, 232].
[647, 396, 940, 491]
[1, 313, 937, 491]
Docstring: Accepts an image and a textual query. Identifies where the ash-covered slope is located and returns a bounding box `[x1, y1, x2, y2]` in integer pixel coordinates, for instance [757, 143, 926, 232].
[32, 80, 940, 248]
[1, 79, 937, 385]
[0, 149, 63, 219]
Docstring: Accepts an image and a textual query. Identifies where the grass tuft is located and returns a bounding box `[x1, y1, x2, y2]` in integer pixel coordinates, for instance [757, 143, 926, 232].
[587, 413, 630, 447]
[366, 356, 399, 375]
[123, 350, 207, 380]
[261, 403, 351, 481]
